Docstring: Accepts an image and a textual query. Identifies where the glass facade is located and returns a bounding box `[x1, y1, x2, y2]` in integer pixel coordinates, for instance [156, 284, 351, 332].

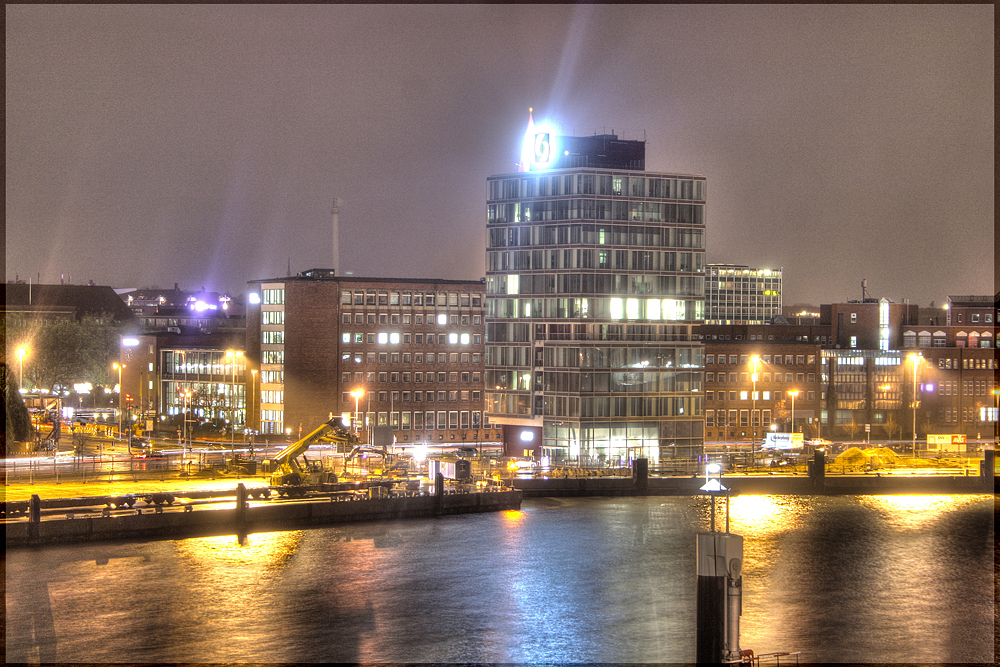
[485, 168, 707, 463]
[159, 348, 245, 427]
[705, 265, 782, 324]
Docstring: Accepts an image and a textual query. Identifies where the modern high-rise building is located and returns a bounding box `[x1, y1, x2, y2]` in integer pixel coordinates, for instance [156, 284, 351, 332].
[484, 123, 707, 462]
[705, 264, 782, 324]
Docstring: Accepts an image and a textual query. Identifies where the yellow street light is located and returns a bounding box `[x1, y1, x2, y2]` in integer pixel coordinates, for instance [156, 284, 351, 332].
[250, 369, 258, 434]
[787, 389, 799, 434]
[350, 388, 365, 433]
[908, 353, 921, 457]
[113, 363, 125, 441]
[16, 347, 28, 389]
[226, 350, 244, 453]
[750, 355, 760, 460]
[179, 390, 192, 455]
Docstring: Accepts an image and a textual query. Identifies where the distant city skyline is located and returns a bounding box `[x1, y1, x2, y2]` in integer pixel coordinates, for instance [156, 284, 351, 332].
[6, 5, 994, 306]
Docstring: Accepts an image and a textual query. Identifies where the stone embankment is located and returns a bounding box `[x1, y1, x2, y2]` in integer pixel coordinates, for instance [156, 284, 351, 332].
[6, 485, 522, 549]
[513, 472, 994, 497]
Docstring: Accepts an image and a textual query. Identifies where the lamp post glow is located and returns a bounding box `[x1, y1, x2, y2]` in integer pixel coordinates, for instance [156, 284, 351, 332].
[250, 369, 258, 435]
[350, 388, 364, 433]
[226, 350, 243, 456]
[16, 347, 28, 389]
[113, 363, 124, 442]
[787, 389, 799, 435]
[908, 353, 921, 456]
[180, 390, 191, 457]
[750, 355, 760, 464]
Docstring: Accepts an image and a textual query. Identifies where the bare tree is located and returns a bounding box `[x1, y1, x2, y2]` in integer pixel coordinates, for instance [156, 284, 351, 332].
[843, 418, 862, 443]
[773, 398, 789, 430]
[881, 412, 902, 442]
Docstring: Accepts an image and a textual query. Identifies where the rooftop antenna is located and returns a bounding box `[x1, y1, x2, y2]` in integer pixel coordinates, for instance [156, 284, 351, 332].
[862, 279, 870, 301]
[287, 257, 291, 277]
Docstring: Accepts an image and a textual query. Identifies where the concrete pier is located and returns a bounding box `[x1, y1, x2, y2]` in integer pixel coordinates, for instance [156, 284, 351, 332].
[6, 488, 522, 548]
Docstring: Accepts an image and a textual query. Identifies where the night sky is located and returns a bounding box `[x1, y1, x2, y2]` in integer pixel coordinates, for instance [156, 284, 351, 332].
[6, 4, 994, 307]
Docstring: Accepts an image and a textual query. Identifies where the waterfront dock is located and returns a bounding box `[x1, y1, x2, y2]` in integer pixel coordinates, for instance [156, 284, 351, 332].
[5, 484, 522, 548]
[514, 470, 994, 497]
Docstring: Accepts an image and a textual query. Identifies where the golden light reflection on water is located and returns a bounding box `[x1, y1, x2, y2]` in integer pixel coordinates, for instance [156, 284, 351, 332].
[724, 495, 809, 536]
[173, 530, 304, 572]
[502, 509, 525, 523]
[859, 494, 981, 528]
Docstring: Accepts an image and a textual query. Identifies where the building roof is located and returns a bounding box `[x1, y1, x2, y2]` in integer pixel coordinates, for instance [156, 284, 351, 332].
[4, 283, 136, 323]
[946, 295, 994, 307]
[248, 270, 485, 287]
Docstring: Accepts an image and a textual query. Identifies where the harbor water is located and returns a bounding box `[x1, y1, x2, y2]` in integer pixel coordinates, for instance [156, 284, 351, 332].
[6, 494, 995, 663]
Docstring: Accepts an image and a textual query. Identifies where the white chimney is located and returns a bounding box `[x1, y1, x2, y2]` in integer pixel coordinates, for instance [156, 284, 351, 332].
[331, 197, 340, 276]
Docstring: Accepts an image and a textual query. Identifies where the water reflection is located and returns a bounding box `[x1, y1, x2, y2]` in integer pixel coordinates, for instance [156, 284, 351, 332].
[4, 496, 993, 663]
[174, 530, 304, 571]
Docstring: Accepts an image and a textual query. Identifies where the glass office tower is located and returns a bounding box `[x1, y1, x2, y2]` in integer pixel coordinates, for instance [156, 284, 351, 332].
[484, 133, 706, 463]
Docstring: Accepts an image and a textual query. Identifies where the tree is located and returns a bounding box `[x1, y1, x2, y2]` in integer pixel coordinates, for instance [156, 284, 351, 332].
[3, 314, 122, 393]
[773, 398, 789, 431]
[2, 364, 33, 453]
[881, 412, 902, 442]
[843, 418, 862, 443]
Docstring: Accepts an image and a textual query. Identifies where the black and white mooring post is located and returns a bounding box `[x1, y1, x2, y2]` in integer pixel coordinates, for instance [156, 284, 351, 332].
[695, 462, 744, 665]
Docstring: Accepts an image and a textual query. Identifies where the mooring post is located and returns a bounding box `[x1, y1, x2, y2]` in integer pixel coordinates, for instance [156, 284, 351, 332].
[633, 457, 648, 495]
[433, 472, 444, 515]
[29, 493, 41, 541]
[982, 450, 995, 490]
[696, 463, 744, 664]
[29, 494, 41, 523]
[236, 483, 248, 531]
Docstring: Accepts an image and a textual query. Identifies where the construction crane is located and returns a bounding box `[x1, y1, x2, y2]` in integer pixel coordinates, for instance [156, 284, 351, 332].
[266, 417, 360, 496]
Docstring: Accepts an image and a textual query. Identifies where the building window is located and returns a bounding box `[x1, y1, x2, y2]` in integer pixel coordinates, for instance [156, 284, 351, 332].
[262, 311, 284, 325]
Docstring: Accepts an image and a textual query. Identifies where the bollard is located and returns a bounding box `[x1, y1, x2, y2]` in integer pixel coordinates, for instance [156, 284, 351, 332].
[696, 531, 744, 664]
[633, 458, 649, 495]
[433, 472, 444, 516]
[29, 494, 41, 523]
[236, 483, 248, 531]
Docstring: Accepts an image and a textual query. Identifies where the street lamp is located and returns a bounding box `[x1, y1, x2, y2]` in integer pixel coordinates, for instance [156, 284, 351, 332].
[787, 389, 799, 435]
[113, 363, 124, 442]
[750, 355, 760, 460]
[180, 390, 191, 456]
[226, 350, 244, 456]
[250, 369, 258, 435]
[908, 353, 921, 458]
[350, 388, 365, 433]
[16, 347, 28, 389]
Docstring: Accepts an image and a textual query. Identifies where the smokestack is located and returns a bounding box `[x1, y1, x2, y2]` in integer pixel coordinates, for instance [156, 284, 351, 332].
[331, 197, 340, 276]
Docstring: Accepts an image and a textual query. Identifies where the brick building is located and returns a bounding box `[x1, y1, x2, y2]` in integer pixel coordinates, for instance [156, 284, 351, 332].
[245, 270, 498, 447]
[700, 324, 827, 443]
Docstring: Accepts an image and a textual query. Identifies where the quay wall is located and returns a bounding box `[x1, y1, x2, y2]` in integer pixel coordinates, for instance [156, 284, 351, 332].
[514, 473, 994, 497]
[6, 489, 522, 549]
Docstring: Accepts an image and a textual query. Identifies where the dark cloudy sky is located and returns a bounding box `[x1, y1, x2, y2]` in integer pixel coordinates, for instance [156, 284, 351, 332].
[6, 4, 994, 307]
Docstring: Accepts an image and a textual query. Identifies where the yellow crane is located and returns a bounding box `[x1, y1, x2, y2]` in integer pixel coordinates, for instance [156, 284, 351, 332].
[266, 418, 360, 495]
